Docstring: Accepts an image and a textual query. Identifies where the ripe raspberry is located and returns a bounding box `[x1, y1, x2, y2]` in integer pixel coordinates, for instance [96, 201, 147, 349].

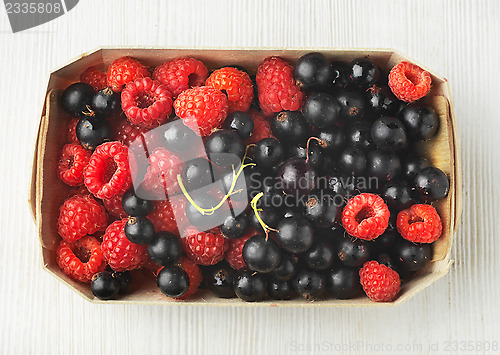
[396, 204, 442, 243]
[56, 235, 106, 282]
[225, 231, 254, 270]
[121, 77, 173, 128]
[182, 227, 229, 265]
[388, 61, 432, 102]
[67, 117, 79, 143]
[148, 198, 188, 235]
[102, 193, 127, 219]
[206, 67, 254, 113]
[341, 193, 390, 241]
[256, 57, 303, 116]
[152, 57, 209, 98]
[174, 86, 228, 136]
[106, 56, 150, 92]
[80, 66, 107, 91]
[359, 261, 401, 302]
[57, 195, 107, 243]
[57, 143, 91, 186]
[244, 109, 275, 145]
[101, 219, 148, 271]
[175, 257, 202, 300]
[143, 147, 182, 197]
[84, 142, 132, 199]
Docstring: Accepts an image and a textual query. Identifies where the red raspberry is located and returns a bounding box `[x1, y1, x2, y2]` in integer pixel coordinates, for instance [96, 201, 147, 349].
[56, 235, 107, 283]
[67, 117, 79, 143]
[396, 204, 442, 243]
[102, 193, 127, 219]
[106, 56, 150, 92]
[57, 143, 91, 186]
[148, 198, 188, 235]
[206, 67, 254, 113]
[182, 227, 229, 265]
[244, 109, 275, 144]
[341, 193, 390, 241]
[84, 142, 132, 199]
[143, 147, 182, 197]
[80, 66, 107, 91]
[256, 57, 303, 116]
[225, 231, 254, 270]
[58, 195, 107, 243]
[175, 257, 202, 300]
[388, 61, 432, 102]
[121, 77, 173, 128]
[101, 219, 148, 271]
[152, 57, 209, 98]
[359, 261, 401, 302]
[174, 86, 228, 136]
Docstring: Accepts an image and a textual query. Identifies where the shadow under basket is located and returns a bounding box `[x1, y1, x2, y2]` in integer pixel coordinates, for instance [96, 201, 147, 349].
[29, 47, 462, 306]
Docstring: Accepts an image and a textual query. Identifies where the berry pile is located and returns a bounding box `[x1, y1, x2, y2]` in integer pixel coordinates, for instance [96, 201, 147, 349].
[55, 53, 448, 303]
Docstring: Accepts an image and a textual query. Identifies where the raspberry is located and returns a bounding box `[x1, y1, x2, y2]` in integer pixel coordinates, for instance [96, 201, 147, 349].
[101, 219, 148, 271]
[359, 261, 401, 302]
[256, 57, 303, 116]
[80, 66, 107, 91]
[148, 198, 188, 235]
[102, 193, 127, 219]
[396, 204, 442, 243]
[114, 120, 149, 147]
[56, 235, 107, 282]
[341, 193, 390, 241]
[143, 147, 182, 197]
[121, 77, 173, 128]
[225, 231, 254, 270]
[175, 257, 202, 300]
[182, 227, 229, 265]
[57, 195, 107, 243]
[152, 57, 209, 98]
[174, 86, 228, 136]
[244, 109, 275, 144]
[84, 142, 132, 199]
[67, 117, 79, 143]
[57, 143, 91, 186]
[388, 61, 432, 102]
[106, 56, 150, 92]
[206, 67, 254, 113]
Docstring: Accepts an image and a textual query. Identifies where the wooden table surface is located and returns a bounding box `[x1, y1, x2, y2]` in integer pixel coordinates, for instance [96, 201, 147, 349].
[1, 1, 499, 354]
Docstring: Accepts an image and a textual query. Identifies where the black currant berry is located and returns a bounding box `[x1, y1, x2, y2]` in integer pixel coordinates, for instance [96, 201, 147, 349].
[414, 167, 449, 202]
[268, 280, 295, 300]
[276, 216, 314, 253]
[334, 89, 365, 120]
[294, 52, 333, 91]
[336, 236, 371, 268]
[205, 129, 245, 167]
[220, 212, 249, 239]
[302, 93, 341, 129]
[76, 117, 112, 150]
[303, 238, 335, 270]
[242, 234, 282, 273]
[234, 270, 267, 302]
[345, 120, 374, 152]
[382, 180, 414, 211]
[325, 266, 362, 299]
[270, 254, 297, 281]
[91, 272, 120, 300]
[287, 145, 307, 160]
[185, 194, 229, 230]
[401, 154, 430, 182]
[61, 82, 95, 117]
[254, 138, 284, 169]
[111, 271, 132, 295]
[122, 189, 154, 217]
[250, 205, 280, 231]
[330, 61, 350, 89]
[92, 88, 120, 116]
[181, 157, 217, 192]
[371, 116, 407, 151]
[160, 119, 199, 154]
[349, 58, 380, 88]
[204, 263, 236, 298]
[306, 141, 324, 171]
[391, 237, 432, 273]
[157, 265, 190, 298]
[293, 269, 326, 300]
[401, 104, 439, 141]
[271, 111, 310, 145]
[303, 193, 340, 228]
[364, 85, 402, 117]
[224, 111, 254, 140]
[339, 147, 367, 175]
[124, 217, 156, 245]
[278, 158, 317, 197]
[315, 127, 346, 152]
[366, 149, 401, 182]
[372, 229, 397, 254]
[147, 231, 183, 266]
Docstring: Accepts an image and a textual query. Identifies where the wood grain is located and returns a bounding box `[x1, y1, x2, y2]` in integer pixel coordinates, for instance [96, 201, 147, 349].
[0, 0, 499, 354]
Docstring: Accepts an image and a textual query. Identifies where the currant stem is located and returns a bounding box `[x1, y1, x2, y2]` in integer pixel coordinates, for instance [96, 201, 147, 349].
[250, 192, 279, 239]
[305, 137, 326, 163]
